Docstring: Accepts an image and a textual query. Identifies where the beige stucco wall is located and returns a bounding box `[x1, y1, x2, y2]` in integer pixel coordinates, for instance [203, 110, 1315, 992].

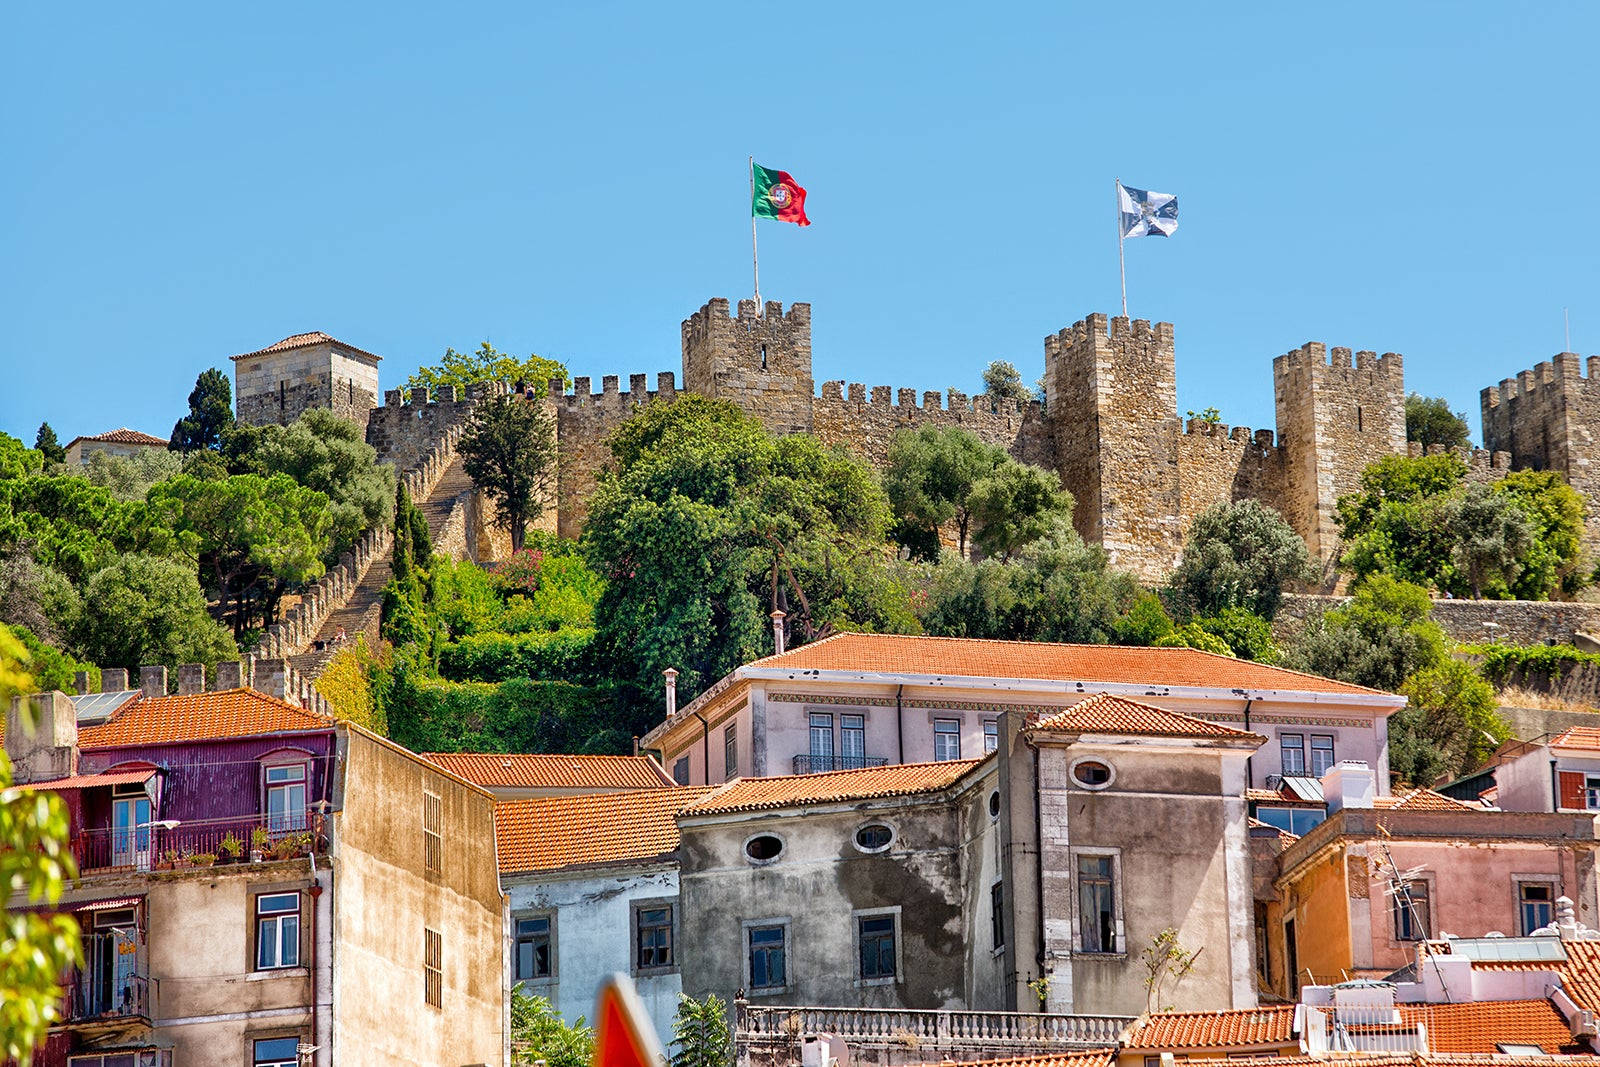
[64, 438, 166, 466]
[330, 726, 505, 1067]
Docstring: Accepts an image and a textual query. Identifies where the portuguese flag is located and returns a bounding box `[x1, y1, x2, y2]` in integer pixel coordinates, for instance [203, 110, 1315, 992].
[752, 162, 810, 226]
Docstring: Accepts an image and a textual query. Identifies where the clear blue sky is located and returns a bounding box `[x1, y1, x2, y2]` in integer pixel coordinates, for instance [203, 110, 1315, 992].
[4, 3, 1595, 447]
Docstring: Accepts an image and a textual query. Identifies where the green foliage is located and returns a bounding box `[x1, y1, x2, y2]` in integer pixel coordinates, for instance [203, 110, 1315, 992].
[79, 447, 183, 501]
[0, 474, 154, 586]
[1154, 622, 1235, 657]
[1405, 393, 1471, 451]
[671, 993, 732, 1067]
[1191, 608, 1280, 662]
[168, 367, 235, 453]
[254, 408, 396, 559]
[382, 670, 648, 755]
[1338, 453, 1470, 535]
[313, 636, 388, 733]
[72, 554, 239, 672]
[8, 625, 98, 692]
[33, 423, 64, 465]
[1168, 500, 1312, 620]
[1392, 660, 1507, 785]
[1142, 926, 1199, 1014]
[510, 987, 595, 1067]
[460, 394, 557, 551]
[1444, 483, 1532, 598]
[968, 462, 1074, 562]
[1495, 470, 1588, 598]
[1112, 591, 1176, 646]
[439, 629, 598, 683]
[0, 624, 82, 1061]
[884, 426, 1005, 558]
[980, 360, 1031, 407]
[1283, 576, 1447, 692]
[1185, 407, 1222, 425]
[0, 432, 44, 480]
[1466, 641, 1600, 686]
[0, 547, 81, 647]
[406, 341, 571, 398]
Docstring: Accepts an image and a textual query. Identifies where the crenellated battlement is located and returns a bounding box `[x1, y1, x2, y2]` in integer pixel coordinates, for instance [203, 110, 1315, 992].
[1272, 341, 1403, 378]
[816, 380, 1040, 418]
[555, 371, 678, 410]
[1482, 353, 1600, 409]
[1181, 420, 1281, 453]
[681, 297, 811, 345]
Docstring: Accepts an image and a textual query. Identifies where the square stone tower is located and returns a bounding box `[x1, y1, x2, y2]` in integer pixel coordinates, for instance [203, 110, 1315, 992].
[1272, 343, 1404, 562]
[232, 331, 382, 430]
[1482, 352, 1600, 546]
[681, 298, 814, 435]
[1043, 314, 1184, 581]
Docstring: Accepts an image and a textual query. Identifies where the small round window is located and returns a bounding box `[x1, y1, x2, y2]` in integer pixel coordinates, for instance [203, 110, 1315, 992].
[855, 824, 893, 852]
[1072, 760, 1113, 788]
[745, 834, 784, 862]
[989, 791, 1001, 818]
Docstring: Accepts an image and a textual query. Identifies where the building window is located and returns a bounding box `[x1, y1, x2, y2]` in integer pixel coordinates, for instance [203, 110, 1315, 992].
[724, 724, 738, 780]
[635, 903, 675, 972]
[809, 713, 834, 763]
[256, 893, 301, 970]
[991, 882, 1005, 950]
[1520, 882, 1555, 935]
[1585, 776, 1600, 810]
[423, 790, 442, 875]
[265, 763, 308, 831]
[854, 823, 893, 852]
[858, 914, 897, 981]
[745, 834, 784, 863]
[1394, 881, 1432, 941]
[424, 927, 442, 1008]
[1253, 806, 1325, 836]
[748, 925, 786, 991]
[1078, 854, 1117, 953]
[933, 719, 961, 761]
[515, 916, 552, 982]
[1254, 901, 1271, 984]
[1280, 734, 1306, 776]
[254, 1037, 300, 1067]
[672, 756, 690, 786]
[983, 719, 999, 753]
[1311, 735, 1336, 777]
[1071, 760, 1113, 788]
[841, 714, 865, 767]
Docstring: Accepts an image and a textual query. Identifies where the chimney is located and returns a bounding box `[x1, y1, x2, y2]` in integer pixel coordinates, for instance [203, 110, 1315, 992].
[214, 660, 244, 690]
[771, 610, 787, 655]
[176, 663, 206, 696]
[74, 670, 91, 695]
[101, 667, 130, 693]
[1323, 760, 1376, 813]
[664, 668, 679, 717]
[139, 665, 167, 699]
[5, 691, 79, 783]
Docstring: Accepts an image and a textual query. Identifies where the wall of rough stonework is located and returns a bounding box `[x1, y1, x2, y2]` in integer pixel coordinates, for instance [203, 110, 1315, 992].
[1273, 343, 1406, 563]
[1482, 352, 1600, 545]
[1277, 593, 1600, 647]
[234, 342, 379, 431]
[1175, 421, 1289, 539]
[365, 383, 495, 473]
[551, 371, 677, 539]
[810, 383, 1051, 467]
[683, 298, 814, 436]
[1044, 314, 1184, 582]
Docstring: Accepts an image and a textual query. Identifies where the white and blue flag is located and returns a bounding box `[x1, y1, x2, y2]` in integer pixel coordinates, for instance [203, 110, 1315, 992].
[1118, 183, 1179, 238]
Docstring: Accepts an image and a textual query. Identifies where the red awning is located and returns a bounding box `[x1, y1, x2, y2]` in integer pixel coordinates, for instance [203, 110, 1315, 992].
[70, 896, 144, 912]
[17, 769, 157, 792]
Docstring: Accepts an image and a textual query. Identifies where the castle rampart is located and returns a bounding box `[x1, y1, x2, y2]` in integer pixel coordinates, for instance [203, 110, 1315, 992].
[683, 298, 814, 436]
[553, 370, 679, 538]
[810, 382, 1052, 469]
[1482, 351, 1600, 543]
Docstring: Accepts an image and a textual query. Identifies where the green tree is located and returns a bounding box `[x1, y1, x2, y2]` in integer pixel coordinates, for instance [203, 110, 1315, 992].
[510, 987, 595, 1067]
[980, 360, 1031, 408]
[255, 408, 397, 559]
[459, 394, 556, 552]
[1190, 607, 1280, 662]
[671, 993, 732, 1067]
[1495, 470, 1587, 599]
[1442, 482, 1533, 599]
[0, 546, 81, 647]
[0, 474, 153, 586]
[33, 422, 65, 465]
[406, 342, 570, 397]
[1112, 591, 1177, 646]
[0, 432, 44, 480]
[169, 367, 235, 453]
[1405, 393, 1471, 451]
[1154, 621, 1236, 656]
[968, 462, 1074, 561]
[1, 623, 83, 1062]
[72, 554, 239, 671]
[1283, 576, 1447, 692]
[80, 447, 184, 501]
[1168, 500, 1312, 620]
[1391, 660, 1507, 785]
[884, 426, 1004, 559]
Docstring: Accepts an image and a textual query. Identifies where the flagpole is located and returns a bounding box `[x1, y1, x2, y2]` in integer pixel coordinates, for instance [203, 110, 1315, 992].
[750, 156, 761, 310]
[1116, 179, 1127, 318]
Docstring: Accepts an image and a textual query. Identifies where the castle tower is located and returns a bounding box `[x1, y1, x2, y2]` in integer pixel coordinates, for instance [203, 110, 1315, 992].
[231, 331, 382, 430]
[1272, 343, 1404, 562]
[1043, 314, 1183, 581]
[681, 298, 814, 435]
[1482, 351, 1600, 546]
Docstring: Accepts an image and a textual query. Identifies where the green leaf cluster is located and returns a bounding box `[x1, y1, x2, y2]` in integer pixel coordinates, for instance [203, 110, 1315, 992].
[460, 394, 557, 551]
[671, 993, 732, 1067]
[406, 341, 571, 398]
[1168, 500, 1312, 621]
[1404, 393, 1471, 451]
[511, 987, 595, 1067]
[169, 368, 236, 453]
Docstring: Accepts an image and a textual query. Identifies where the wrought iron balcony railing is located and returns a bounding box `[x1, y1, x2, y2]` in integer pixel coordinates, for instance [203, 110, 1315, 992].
[70, 810, 322, 873]
[792, 755, 890, 774]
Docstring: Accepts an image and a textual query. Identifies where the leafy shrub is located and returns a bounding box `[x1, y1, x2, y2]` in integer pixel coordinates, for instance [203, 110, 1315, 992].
[381, 670, 651, 755]
[438, 628, 598, 683]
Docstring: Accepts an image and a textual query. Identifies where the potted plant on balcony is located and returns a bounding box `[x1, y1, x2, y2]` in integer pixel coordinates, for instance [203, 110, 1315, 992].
[157, 848, 181, 871]
[272, 831, 312, 861]
[250, 826, 270, 863]
[188, 852, 216, 868]
[218, 831, 243, 865]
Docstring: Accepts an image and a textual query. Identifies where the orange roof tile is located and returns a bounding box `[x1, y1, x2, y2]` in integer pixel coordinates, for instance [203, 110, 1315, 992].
[1223, 1057, 1598, 1067]
[910, 1051, 1115, 1067]
[683, 760, 983, 817]
[1028, 692, 1264, 741]
[70, 428, 168, 447]
[1124, 1005, 1297, 1049]
[1474, 940, 1600, 1015]
[1550, 727, 1600, 752]
[1374, 788, 1479, 811]
[495, 787, 712, 874]
[77, 688, 332, 748]
[747, 632, 1391, 696]
[1397, 1000, 1584, 1054]
[231, 331, 383, 363]
[422, 752, 673, 791]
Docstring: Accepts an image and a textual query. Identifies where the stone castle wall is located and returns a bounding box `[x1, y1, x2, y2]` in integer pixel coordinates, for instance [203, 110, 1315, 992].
[551, 371, 678, 539]
[684, 298, 814, 436]
[810, 384, 1051, 468]
[1176, 421, 1289, 532]
[235, 342, 380, 433]
[1483, 353, 1600, 544]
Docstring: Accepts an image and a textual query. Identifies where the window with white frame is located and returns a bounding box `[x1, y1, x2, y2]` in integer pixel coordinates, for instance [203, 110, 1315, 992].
[748, 924, 787, 991]
[1280, 733, 1306, 776]
[809, 713, 834, 761]
[265, 763, 308, 832]
[841, 714, 865, 766]
[255, 893, 300, 970]
[933, 719, 961, 761]
[635, 901, 675, 973]
[983, 719, 999, 753]
[253, 1038, 300, 1067]
[515, 915, 553, 982]
[1310, 735, 1336, 776]
[1586, 776, 1600, 810]
[857, 913, 897, 981]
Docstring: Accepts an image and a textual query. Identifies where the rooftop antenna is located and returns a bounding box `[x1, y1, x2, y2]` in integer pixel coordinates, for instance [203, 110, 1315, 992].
[1373, 828, 1452, 1002]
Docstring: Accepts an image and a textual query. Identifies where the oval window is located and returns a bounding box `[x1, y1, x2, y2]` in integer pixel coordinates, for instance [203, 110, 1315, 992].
[989, 791, 1001, 818]
[745, 834, 784, 862]
[1073, 760, 1113, 788]
[855, 824, 893, 852]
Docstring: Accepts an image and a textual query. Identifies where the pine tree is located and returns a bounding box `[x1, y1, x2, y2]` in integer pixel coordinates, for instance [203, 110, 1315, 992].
[169, 368, 235, 453]
[33, 422, 65, 464]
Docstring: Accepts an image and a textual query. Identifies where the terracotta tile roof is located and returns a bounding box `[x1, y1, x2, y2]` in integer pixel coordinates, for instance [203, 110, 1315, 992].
[421, 753, 674, 791]
[231, 331, 383, 363]
[746, 632, 1392, 696]
[18, 769, 157, 792]
[1028, 692, 1264, 741]
[70, 428, 168, 447]
[1246, 787, 1323, 806]
[682, 760, 983, 817]
[495, 787, 712, 874]
[77, 688, 332, 748]
[1397, 999, 1585, 1054]
[1550, 727, 1600, 752]
[1224, 1057, 1598, 1067]
[1475, 940, 1600, 1015]
[1374, 788, 1479, 811]
[1125, 1005, 1297, 1049]
[910, 1051, 1115, 1067]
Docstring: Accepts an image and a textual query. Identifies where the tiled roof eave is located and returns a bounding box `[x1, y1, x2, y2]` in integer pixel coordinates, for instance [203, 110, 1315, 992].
[501, 850, 680, 878]
[1028, 728, 1267, 748]
[80, 723, 334, 751]
[231, 335, 384, 364]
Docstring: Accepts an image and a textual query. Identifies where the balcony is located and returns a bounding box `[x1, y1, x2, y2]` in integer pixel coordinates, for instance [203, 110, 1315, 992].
[737, 1003, 1133, 1053]
[62, 932, 151, 1041]
[792, 755, 890, 774]
[70, 810, 322, 874]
